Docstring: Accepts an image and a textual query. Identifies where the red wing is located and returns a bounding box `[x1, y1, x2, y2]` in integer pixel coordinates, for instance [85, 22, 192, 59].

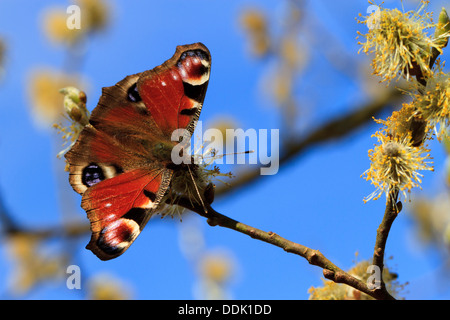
[86, 43, 210, 154]
[65, 124, 173, 260]
[137, 42, 211, 137]
[82, 168, 172, 260]
[88, 72, 167, 152]
[65, 125, 150, 195]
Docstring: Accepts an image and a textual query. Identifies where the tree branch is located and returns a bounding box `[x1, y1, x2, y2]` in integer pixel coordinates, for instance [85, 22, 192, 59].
[373, 189, 400, 273]
[371, 188, 401, 297]
[176, 197, 396, 300]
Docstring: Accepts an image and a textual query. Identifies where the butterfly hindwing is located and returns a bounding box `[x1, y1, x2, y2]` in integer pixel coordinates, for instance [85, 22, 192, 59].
[65, 125, 173, 260]
[83, 168, 172, 260]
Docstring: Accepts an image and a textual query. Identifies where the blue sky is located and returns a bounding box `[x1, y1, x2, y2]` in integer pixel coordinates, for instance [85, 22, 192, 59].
[0, 0, 449, 300]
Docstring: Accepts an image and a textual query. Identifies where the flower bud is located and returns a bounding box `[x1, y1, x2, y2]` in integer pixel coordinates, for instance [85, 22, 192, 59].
[59, 86, 89, 126]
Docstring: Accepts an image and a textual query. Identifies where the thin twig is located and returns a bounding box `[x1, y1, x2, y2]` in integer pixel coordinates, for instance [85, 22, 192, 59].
[176, 197, 396, 300]
[373, 189, 400, 273]
[371, 188, 401, 296]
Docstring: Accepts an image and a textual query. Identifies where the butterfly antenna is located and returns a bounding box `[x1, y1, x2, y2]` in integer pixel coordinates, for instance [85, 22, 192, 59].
[187, 164, 208, 214]
[221, 150, 254, 157]
[201, 149, 254, 165]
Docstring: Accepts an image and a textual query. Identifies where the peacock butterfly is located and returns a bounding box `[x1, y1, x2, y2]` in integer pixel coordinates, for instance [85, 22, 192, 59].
[65, 43, 211, 260]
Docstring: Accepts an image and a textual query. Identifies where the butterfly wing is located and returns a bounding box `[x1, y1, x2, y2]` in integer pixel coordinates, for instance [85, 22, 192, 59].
[138, 42, 211, 138]
[82, 168, 172, 260]
[66, 124, 172, 260]
[65, 43, 211, 260]
[89, 42, 211, 141]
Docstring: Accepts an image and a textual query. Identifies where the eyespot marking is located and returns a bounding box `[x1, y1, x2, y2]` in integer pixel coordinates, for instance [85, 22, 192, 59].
[97, 218, 140, 255]
[176, 50, 210, 85]
[82, 164, 105, 187]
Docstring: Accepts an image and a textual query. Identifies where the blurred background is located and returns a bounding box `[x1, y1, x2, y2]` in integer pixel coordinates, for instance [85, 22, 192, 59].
[0, 0, 449, 299]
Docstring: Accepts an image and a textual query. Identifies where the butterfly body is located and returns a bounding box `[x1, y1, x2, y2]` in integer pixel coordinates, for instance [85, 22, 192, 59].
[65, 43, 211, 260]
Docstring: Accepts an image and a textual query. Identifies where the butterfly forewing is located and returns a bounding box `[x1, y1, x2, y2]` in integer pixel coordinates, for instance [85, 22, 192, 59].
[138, 42, 211, 137]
